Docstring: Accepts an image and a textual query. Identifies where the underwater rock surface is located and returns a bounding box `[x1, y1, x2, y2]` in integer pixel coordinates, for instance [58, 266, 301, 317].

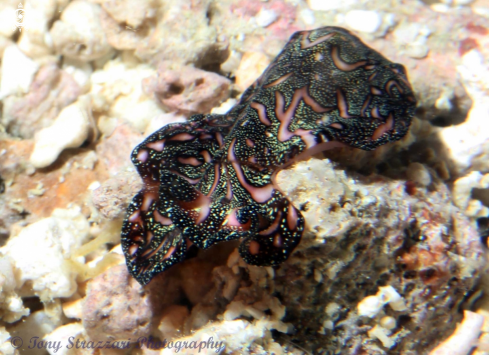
[0, 0, 488, 354]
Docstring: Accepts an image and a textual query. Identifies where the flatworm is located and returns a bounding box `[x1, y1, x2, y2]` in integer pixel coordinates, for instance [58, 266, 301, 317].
[121, 26, 416, 285]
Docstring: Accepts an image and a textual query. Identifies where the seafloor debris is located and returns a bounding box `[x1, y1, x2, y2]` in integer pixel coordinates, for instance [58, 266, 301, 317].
[50, 1, 113, 62]
[142, 63, 232, 115]
[29, 96, 93, 168]
[0, 0, 488, 354]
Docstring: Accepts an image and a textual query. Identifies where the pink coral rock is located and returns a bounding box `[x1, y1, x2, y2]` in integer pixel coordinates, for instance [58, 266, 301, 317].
[82, 265, 153, 342]
[142, 63, 231, 115]
[2, 64, 80, 138]
[82, 265, 181, 342]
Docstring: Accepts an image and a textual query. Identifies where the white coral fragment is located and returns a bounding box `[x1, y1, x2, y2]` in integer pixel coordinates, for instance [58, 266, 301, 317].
[0, 207, 89, 300]
[0, 258, 28, 323]
[453, 171, 489, 218]
[357, 286, 406, 317]
[358, 295, 383, 318]
[223, 301, 245, 321]
[254, 9, 278, 28]
[43, 322, 86, 355]
[369, 325, 395, 348]
[393, 23, 431, 59]
[345, 10, 382, 34]
[90, 59, 163, 132]
[0, 45, 39, 98]
[17, 0, 57, 58]
[0, 327, 16, 355]
[430, 310, 484, 355]
[30, 96, 92, 168]
[442, 49, 489, 172]
[50, 1, 112, 61]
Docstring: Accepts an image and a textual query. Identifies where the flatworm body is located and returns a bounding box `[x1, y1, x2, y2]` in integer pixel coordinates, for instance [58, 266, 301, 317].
[122, 27, 416, 285]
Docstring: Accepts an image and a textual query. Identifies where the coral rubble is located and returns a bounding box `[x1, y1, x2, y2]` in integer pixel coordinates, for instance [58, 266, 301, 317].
[0, 0, 488, 354]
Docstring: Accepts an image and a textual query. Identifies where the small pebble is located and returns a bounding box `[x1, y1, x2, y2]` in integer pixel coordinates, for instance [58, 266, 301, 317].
[223, 301, 245, 321]
[357, 295, 383, 317]
[0, 45, 39, 98]
[369, 325, 395, 348]
[299, 9, 315, 25]
[221, 50, 242, 74]
[254, 9, 278, 27]
[393, 23, 431, 59]
[235, 52, 270, 92]
[30, 96, 91, 168]
[406, 162, 432, 187]
[406, 42, 429, 59]
[244, 305, 266, 320]
[211, 99, 238, 115]
[345, 10, 382, 34]
[314, 269, 323, 283]
[88, 181, 101, 191]
[323, 320, 334, 330]
[325, 303, 340, 317]
[380, 316, 397, 330]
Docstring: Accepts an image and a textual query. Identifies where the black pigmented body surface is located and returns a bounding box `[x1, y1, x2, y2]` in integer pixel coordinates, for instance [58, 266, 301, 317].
[121, 26, 416, 285]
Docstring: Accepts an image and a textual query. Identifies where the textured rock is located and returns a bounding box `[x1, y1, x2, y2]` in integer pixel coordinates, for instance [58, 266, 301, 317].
[96, 0, 157, 52]
[393, 23, 431, 59]
[157, 305, 189, 339]
[75, 158, 485, 353]
[0, 45, 39, 98]
[30, 96, 92, 168]
[95, 122, 144, 175]
[8, 306, 64, 355]
[82, 265, 153, 342]
[82, 264, 181, 342]
[453, 171, 489, 218]
[143, 112, 187, 137]
[134, 0, 227, 67]
[0, 257, 28, 323]
[62, 58, 92, 94]
[345, 10, 382, 34]
[440, 48, 489, 174]
[50, 1, 113, 61]
[89, 59, 161, 132]
[100, 7, 153, 51]
[429, 311, 484, 355]
[307, 0, 357, 11]
[0, 326, 18, 355]
[91, 170, 143, 220]
[142, 63, 231, 115]
[0, 2, 487, 354]
[0, 2, 18, 38]
[43, 322, 87, 355]
[235, 52, 270, 92]
[254, 8, 278, 28]
[2, 63, 80, 138]
[17, 0, 58, 58]
[266, 158, 485, 353]
[355, 6, 484, 130]
[96, 0, 157, 29]
[0, 206, 90, 301]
